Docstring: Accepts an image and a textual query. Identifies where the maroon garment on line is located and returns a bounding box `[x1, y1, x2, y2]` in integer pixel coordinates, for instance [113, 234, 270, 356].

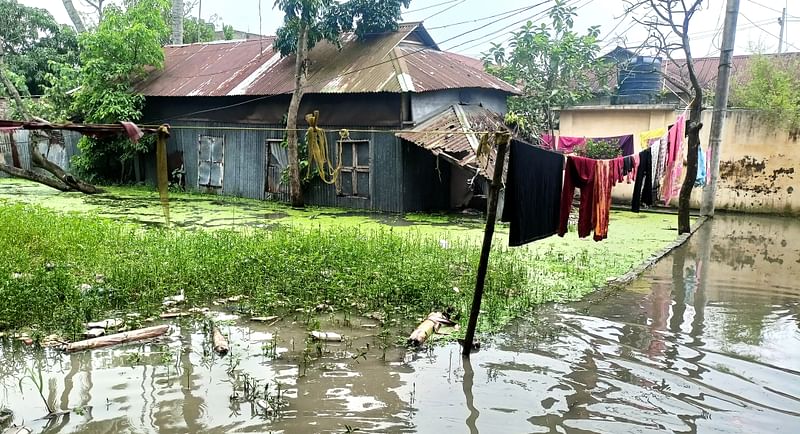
[558, 155, 597, 238]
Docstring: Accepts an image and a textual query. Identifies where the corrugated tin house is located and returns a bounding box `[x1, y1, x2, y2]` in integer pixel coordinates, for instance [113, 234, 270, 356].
[137, 22, 518, 212]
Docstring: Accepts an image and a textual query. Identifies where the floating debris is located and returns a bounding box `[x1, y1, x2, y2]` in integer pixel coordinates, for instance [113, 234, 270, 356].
[84, 329, 105, 339]
[251, 316, 279, 322]
[310, 331, 342, 342]
[85, 318, 123, 329]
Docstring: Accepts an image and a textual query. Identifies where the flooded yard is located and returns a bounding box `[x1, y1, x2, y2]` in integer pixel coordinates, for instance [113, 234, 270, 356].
[2, 213, 798, 433]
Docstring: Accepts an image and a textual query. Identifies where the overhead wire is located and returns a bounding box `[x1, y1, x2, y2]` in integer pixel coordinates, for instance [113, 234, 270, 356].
[740, 12, 800, 51]
[422, 0, 466, 21]
[403, 0, 462, 14]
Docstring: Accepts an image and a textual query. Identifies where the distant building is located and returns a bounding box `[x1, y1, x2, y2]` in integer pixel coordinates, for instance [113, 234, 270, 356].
[213, 29, 266, 41]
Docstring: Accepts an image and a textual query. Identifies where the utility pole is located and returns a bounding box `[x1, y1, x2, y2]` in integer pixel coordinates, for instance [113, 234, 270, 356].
[778, 7, 787, 53]
[701, 0, 740, 217]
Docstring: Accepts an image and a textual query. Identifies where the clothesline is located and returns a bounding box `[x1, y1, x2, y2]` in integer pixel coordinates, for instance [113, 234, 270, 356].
[505, 109, 707, 247]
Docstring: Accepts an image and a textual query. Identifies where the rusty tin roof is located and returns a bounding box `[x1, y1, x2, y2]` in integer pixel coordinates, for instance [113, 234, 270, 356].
[137, 23, 518, 97]
[396, 104, 508, 179]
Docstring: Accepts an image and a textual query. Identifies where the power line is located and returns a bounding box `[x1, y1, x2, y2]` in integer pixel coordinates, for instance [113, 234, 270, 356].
[741, 12, 800, 51]
[426, 5, 544, 31]
[423, 0, 466, 21]
[746, 0, 799, 19]
[403, 0, 462, 14]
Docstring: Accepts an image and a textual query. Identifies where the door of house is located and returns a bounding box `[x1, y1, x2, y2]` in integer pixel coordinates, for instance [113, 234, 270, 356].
[265, 139, 288, 198]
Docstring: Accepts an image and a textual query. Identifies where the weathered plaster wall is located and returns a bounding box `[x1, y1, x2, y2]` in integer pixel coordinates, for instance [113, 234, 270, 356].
[558, 107, 799, 215]
[411, 89, 508, 122]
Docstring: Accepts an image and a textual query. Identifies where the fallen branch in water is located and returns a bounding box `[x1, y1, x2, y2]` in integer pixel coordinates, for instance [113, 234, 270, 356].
[65, 325, 169, 353]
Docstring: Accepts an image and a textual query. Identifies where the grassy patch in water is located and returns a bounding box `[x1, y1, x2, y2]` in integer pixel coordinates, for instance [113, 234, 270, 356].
[0, 182, 681, 338]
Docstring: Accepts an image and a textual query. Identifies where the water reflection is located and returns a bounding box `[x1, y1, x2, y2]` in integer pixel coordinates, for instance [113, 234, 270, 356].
[401, 215, 800, 433]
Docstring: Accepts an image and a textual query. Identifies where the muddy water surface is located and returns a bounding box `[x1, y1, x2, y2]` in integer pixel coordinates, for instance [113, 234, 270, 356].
[1, 214, 799, 433]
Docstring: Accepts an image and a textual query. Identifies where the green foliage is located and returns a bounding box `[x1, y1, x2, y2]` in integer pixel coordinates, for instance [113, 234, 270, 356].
[182, 17, 216, 44]
[730, 54, 800, 129]
[0, 0, 79, 96]
[223, 24, 235, 40]
[575, 138, 622, 160]
[68, 0, 170, 181]
[272, 0, 410, 57]
[0, 202, 615, 335]
[482, 0, 607, 134]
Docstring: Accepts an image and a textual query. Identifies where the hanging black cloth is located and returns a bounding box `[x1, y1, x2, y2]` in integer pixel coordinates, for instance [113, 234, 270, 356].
[501, 139, 565, 246]
[631, 147, 653, 212]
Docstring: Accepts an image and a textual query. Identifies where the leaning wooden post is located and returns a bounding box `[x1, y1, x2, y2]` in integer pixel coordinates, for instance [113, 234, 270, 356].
[461, 131, 510, 357]
[156, 124, 171, 225]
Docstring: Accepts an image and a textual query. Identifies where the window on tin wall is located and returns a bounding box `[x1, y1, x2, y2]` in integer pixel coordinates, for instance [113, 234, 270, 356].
[198, 135, 224, 188]
[337, 140, 370, 198]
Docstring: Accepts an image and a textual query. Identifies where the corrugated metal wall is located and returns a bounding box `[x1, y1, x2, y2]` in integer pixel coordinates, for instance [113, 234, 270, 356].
[305, 128, 404, 212]
[144, 122, 411, 212]
[0, 129, 80, 176]
[146, 121, 279, 200]
[401, 140, 451, 212]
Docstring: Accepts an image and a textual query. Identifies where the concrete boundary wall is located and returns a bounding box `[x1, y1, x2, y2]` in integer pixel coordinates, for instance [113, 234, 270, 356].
[558, 107, 799, 215]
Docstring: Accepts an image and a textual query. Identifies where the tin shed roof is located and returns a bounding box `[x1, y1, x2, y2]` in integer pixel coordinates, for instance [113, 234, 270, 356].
[137, 23, 518, 97]
[396, 104, 508, 179]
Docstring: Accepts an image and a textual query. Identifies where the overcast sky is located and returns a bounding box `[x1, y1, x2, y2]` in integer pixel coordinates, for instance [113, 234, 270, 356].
[21, 0, 800, 59]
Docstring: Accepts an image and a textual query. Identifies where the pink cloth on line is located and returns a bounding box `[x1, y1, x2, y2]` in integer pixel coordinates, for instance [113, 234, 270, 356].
[662, 114, 686, 204]
[540, 134, 557, 150]
[120, 121, 144, 144]
[558, 136, 587, 153]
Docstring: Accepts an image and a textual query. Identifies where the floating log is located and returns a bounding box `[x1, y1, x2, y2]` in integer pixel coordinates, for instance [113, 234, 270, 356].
[251, 316, 279, 323]
[310, 331, 342, 342]
[408, 312, 454, 346]
[212, 326, 229, 356]
[65, 325, 169, 353]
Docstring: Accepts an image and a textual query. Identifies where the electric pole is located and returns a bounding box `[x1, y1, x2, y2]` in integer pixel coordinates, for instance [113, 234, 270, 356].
[779, 7, 787, 53]
[701, 0, 740, 217]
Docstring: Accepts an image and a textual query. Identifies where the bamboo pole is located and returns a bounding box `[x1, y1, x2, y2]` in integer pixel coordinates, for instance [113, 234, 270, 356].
[65, 325, 169, 353]
[461, 132, 510, 357]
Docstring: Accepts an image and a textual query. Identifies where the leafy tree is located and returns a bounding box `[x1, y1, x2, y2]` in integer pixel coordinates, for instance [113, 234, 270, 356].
[730, 54, 800, 129]
[482, 0, 607, 137]
[222, 24, 235, 40]
[0, 0, 79, 96]
[273, 0, 410, 208]
[182, 16, 216, 44]
[71, 0, 170, 181]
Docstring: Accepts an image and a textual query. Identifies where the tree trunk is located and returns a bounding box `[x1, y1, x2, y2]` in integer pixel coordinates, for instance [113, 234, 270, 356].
[171, 0, 184, 45]
[678, 106, 703, 234]
[677, 18, 705, 235]
[62, 0, 86, 33]
[286, 22, 309, 208]
[0, 50, 102, 194]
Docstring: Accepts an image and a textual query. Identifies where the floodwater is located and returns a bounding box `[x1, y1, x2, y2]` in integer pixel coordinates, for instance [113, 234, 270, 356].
[1, 214, 799, 433]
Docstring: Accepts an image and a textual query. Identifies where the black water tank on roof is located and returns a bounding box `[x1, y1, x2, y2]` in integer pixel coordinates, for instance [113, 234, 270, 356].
[616, 56, 663, 104]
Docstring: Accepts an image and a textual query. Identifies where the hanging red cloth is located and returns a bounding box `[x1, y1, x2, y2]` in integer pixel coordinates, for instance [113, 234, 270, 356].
[559, 156, 597, 238]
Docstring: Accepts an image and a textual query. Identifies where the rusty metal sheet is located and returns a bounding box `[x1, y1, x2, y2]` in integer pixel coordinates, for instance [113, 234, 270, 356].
[137, 23, 518, 97]
[397, 104, 508, 179]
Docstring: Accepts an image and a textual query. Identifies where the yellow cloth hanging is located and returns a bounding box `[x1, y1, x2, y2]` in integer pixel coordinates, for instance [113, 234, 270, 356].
[304, 111, 341, 185]
[640, 128, 666, 150]
[476, 132, 492, 169]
